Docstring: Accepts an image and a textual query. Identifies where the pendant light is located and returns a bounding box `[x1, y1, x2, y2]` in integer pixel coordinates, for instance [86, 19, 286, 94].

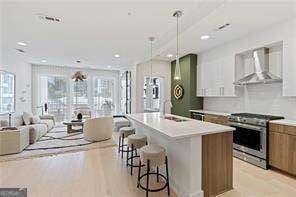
[148, 36, 155, 85]
[173, 10, 182, 81]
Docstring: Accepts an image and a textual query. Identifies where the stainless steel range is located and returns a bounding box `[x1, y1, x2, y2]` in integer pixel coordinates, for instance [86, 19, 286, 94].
[228, 113, 284, 169]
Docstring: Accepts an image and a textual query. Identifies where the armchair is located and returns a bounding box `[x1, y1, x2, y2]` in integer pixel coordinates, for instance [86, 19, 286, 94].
[83, 117, 113, 142]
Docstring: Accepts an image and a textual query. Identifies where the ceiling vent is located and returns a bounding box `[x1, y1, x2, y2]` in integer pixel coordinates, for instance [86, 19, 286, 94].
[15, 48, 25, 53]
[214, 23, 230, 31]
[36, 13, 62, 23]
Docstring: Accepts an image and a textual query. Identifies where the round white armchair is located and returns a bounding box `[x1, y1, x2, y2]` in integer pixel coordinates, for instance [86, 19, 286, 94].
[83, 117, 113, 142]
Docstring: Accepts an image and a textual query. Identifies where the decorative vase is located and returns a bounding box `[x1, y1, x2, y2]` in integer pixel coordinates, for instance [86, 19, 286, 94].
[77, 113, 83, 121]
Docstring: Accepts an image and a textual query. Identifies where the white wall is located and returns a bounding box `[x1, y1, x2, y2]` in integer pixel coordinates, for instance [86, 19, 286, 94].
[200, 18, 296, 119]
[135, 59, 171, 113]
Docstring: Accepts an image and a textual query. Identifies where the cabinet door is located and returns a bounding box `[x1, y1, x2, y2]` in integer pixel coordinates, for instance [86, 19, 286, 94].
[269, 132, 296, 175]
[219, 56, 236, 97]
[197, 62, 216, 96]
[283, 35, 296, 96]
[197, 57, 235, 97]
[200, 60, 220, 97]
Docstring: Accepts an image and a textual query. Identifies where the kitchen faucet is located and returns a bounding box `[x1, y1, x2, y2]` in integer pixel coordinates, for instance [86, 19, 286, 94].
[162, 99, 172, 117]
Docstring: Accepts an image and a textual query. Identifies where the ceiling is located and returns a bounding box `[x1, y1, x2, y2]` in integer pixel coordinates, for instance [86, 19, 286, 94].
[1, 0, 296, 70]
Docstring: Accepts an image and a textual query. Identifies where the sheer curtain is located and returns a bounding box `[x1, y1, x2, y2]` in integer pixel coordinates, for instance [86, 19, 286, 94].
[32, 64, 120, 121]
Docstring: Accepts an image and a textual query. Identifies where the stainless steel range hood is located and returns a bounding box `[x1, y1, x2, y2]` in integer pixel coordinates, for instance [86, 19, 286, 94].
[234, 47, 282, 85]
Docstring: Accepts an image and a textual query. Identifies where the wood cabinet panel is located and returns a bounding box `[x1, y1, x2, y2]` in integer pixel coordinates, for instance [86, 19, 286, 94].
[202, 132, 233, 197]
[204, 114, 229, 126]
[269, 123, 296, 136]
[269, 131, 296, 175]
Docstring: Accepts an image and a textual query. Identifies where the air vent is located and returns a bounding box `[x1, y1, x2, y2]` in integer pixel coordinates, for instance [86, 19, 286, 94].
[15, 48, 25, 53]
[36, 13, 62, 23]
[214, 23, 230, 31]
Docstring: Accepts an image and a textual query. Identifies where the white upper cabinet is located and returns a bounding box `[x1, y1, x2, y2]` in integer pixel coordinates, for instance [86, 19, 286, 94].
[283, 37, 296, 96]
[197, 56, 236, 97]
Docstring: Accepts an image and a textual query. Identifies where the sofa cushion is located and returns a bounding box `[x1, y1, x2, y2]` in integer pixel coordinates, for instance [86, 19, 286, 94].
[0, 120, 8, 127]
[40, 119, 54, 130]
[22, 112, 33, 125]
[28, 124, 48, 144]
[32, 115, 41, 124]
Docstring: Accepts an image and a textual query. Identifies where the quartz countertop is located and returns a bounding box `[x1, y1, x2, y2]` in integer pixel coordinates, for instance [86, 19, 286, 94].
[189, 109, 231, 117]
[270, 119, 296, 127]
[126, 113, 234, 139]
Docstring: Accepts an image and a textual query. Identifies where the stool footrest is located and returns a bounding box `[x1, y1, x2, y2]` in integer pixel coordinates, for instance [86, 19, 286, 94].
[138, 172, 168, 192]
[127, 155, 145, 168]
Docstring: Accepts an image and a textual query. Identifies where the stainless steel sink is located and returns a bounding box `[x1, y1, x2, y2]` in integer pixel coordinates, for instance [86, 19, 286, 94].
[164, 116, 188, 122]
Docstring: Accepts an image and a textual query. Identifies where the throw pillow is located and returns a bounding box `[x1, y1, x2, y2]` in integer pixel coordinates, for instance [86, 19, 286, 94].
[22, 112, 33, 125]
[32, 115, 41, 124]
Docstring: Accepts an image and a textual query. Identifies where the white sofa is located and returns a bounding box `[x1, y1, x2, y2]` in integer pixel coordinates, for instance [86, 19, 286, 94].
[13, 114, 55, 144]
[0, 127, 30, 155]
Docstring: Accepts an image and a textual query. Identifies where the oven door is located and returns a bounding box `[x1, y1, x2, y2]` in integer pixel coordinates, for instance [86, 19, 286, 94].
[230, 122, 266, 159]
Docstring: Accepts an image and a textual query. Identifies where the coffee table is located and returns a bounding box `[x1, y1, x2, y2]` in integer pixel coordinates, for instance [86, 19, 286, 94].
[63, 121, 84, 133]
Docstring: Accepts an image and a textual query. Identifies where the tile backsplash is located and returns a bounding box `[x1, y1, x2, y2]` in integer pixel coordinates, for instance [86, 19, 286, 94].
[204, 83, 296, 119]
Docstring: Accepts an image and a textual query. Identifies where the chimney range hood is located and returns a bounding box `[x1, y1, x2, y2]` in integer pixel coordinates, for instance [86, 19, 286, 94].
[233, 47, 282, 85]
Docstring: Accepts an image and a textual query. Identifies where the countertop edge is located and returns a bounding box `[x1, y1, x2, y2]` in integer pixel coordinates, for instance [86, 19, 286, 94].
[269, 119, 296, 127]
[126, 113, 235, 140]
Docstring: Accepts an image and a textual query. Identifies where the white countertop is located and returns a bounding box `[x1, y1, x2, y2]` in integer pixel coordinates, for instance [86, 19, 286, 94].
[126, 113, 234, 139]
[189, 109, 231, 117]
[270, 119, 296, 127]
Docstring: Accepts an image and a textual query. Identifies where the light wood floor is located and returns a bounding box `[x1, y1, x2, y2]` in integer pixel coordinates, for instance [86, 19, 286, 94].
[1, 147, 296, 197]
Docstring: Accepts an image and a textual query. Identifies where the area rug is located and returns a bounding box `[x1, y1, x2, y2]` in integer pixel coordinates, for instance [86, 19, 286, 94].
[0, 124, 117, 162]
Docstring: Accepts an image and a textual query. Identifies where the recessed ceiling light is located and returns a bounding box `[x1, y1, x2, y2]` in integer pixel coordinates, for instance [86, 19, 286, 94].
[17, 42, 27, 46]
[107, 66, 111, 69]
[166, 54, 173, 58]
[114, 54, 120, 58]
[200, 35, 210, 40]
[41, 60, 47, 63]
[76, 60, 81, 63]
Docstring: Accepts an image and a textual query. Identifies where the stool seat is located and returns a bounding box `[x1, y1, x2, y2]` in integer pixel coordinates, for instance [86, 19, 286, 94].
[119, 126, 135, 138]
[140, 145, 166, 167]
[128, 134, 147, 149]
[138, 144, 170, 197]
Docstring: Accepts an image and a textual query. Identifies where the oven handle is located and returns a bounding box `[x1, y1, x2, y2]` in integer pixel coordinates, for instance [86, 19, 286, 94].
[229, 122, 266, 132]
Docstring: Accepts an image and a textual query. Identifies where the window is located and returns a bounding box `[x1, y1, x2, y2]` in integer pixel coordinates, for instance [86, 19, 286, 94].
[0, 71, 15, 114]
[143, 77, 163, 112]
[73, 80, 88, 107]
[40, 76, 68, 121]
[93, 78, 115, 115]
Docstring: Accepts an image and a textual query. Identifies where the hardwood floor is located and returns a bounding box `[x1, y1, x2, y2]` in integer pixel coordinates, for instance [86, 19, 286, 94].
[1, 147, 296, 197]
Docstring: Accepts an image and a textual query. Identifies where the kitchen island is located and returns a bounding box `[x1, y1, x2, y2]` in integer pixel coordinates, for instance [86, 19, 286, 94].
[126, 113, 235, 197]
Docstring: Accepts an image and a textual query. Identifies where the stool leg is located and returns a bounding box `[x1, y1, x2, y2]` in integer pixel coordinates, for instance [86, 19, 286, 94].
[137, 160, 141, 188]
[118, 136, 121, 153]
[165, 156, 170, 196]
[126, 146, 129, 166]
[146, 159, 150, 197]
[157, 166, 159, 182]
[121, 135, 124, 158]
[131, 144, 134, 175]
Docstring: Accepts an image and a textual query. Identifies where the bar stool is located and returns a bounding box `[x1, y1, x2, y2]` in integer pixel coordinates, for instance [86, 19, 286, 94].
[118, 126, 135, 158]
[137, 145, 170, 197]
[126, 134, 147, 175]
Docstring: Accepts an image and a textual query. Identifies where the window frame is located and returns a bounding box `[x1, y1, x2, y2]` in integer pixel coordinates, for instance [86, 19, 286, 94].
[0, 70, 16, 114]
